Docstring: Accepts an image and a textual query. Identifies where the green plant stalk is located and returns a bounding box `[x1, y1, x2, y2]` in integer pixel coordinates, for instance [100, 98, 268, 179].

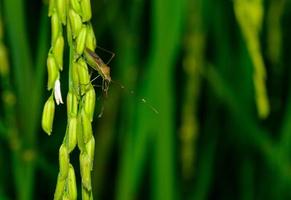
[0, 4, 26, 198]
[279, 32, 291, 154]
[205, 66, 291, 184]
[30, 5, 49, 140]
[113, 1, 154, 199]
[280, 90, 291, 151]
[210, 5, 257, 197]
[0, 121, 6, 138]
[206, 66, 271, 151]
[115, 22, 179, 199]
[114, 25, 144, 200]
[2, 0, 31, 82]
[92, 92, 119, 198]
[239, 156, 254, 200]
[3, 0, 33, 140]
[206, 37, 291, 196]
[191, 105, 218, 200]
[16, 9, 49, 199]
[234, 0, 270, 119]
[91, 17, 140, 198]
[143, 0, 186, 199]
[115, 119, 150, 200]
[267, 0, 285, 65]
[45, 1, 97, 199]
[2, 1, 49, 199]
[180, 0, 205, 179]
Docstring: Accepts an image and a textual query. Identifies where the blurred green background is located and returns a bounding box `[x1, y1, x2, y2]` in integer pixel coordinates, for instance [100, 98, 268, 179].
[1, 0, 291, 199]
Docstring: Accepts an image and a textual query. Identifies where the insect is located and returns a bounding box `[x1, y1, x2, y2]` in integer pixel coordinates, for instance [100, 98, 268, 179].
[84, 47, 159, 115]
[84, 47, 114, 95]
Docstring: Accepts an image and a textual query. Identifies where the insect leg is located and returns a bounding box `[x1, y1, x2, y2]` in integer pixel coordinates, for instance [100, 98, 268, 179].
[90, 74, 101, 83]
[96, 46, 115, 65]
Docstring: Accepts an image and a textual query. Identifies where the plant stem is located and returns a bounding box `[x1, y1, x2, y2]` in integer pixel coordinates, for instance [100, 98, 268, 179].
[2, 1, 49, 200]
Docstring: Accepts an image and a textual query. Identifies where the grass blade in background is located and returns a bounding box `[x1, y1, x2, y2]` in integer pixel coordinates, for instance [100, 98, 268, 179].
[145, 0, 186, 199]
[180, 0, 205, 180]
[2, 1, 35, 199]
[1, 1, 48, 199]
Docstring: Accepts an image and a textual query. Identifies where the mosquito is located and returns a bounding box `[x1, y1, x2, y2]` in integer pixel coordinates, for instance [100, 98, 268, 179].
[83, 47, 159, 116]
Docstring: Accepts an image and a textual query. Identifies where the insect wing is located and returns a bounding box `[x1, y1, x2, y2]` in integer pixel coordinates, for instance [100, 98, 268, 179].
[84, 48, 105, 71]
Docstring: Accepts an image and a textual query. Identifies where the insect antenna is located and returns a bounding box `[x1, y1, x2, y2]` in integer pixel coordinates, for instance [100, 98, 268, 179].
[140, 98, 159, 114]
[111, 80, 159, 114]
[95, 46, 115, 65]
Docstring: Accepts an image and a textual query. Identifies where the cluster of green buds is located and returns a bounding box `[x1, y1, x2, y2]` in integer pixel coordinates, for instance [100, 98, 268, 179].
[42, 0, 66, 136]
[234, 0, 270, 119]
[0, 14, 16, 110]
[0, 16, 9, 77]
[41, 0, 97, 199]
[180, 0, 205, 179]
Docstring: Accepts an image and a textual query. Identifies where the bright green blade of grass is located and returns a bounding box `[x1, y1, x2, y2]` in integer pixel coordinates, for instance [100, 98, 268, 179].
[146, 0, 186, 199]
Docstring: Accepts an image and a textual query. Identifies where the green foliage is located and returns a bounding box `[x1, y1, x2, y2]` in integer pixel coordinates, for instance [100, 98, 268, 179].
[1, 0, 291, 200]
